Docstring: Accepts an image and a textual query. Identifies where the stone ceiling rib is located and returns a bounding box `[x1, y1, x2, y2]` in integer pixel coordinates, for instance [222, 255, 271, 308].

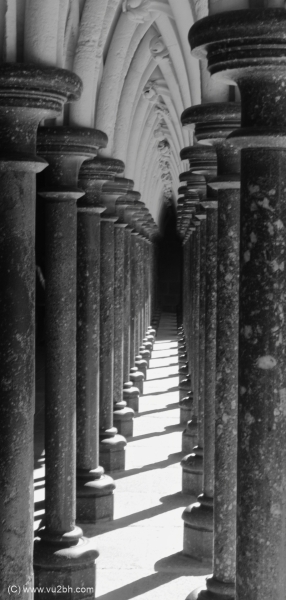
[168, 0, 201, 105]
[95, 11, 160, 155]
[155, 13, 191, 110]
[113, 26, 156, 161]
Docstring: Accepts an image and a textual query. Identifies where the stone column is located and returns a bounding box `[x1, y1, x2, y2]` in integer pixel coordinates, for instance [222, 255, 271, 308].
[113, 207, 135, 438]
[183, 102, 241, 590]
[179, 173, 210, 500]
[128, 199, 145, 395]
[99, 177, 134, 472]
[191, 8, 286, 597]
[76, 157, 124, 523]
[0, 63, 80, 600]
[115, 195, 141, 413]
[182, 110, 241, 561]
[34, 126, 102, 596]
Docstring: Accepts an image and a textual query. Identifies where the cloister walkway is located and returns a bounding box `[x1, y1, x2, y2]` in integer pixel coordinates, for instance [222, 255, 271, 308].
[83, 312, 211, 600]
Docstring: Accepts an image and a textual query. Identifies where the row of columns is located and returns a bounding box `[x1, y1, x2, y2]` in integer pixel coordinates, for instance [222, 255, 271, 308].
[0, 64, 159, 598]
[178, 7, 286, 600]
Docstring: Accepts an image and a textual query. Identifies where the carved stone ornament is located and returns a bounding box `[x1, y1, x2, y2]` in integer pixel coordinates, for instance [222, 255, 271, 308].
[143, 80, 159, 102]
[154, 100, 170, 118]
[154, 122, 169, 140]
[149, 34, 169, 62]
[122, 0, 152, 23]
[157, 139, 171, 157]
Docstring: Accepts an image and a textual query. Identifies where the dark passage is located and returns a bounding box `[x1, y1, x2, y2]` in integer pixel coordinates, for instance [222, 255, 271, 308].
[157, 203, 182, 313]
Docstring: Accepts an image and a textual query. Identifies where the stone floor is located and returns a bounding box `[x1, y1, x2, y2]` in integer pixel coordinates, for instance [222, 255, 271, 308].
[34, 312, 211, 599]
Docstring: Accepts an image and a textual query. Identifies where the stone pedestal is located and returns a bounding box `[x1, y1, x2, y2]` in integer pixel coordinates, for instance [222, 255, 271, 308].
[76, 157, 124, 523]
[34, 126, 102, 597]
[191, 8, 286, 597]
[0, 64, 80, 600]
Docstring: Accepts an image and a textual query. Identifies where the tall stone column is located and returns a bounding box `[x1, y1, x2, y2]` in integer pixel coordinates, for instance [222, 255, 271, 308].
[99, 177, 133, 472]
[191, 8, 286, 598]
[115, 195, 140, 414]
[128, 198, 145, 395]
[0, 63, 80, 600]
[34, 127, 102, 597]
[113, 200, 135, 438]
[76, 157, 124, 523]
[183, 103, 241, 595]
[183, 110, 241, 561]
[179, 167, 214, 503]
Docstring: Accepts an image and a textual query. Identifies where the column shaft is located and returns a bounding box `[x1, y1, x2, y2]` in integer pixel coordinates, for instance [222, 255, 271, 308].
[0, 65, 81, 600]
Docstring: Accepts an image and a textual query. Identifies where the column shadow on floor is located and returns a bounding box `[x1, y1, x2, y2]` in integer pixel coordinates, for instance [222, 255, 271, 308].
[82, 492, 192, 535]
[95, 553, 210, 600]
[111, 452, 183, 480]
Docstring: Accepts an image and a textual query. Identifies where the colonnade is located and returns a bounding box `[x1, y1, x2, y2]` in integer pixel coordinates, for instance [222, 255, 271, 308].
[0, 64, 159, 599]
[178, 7, 286, 600]
[1, 4, 286, 600]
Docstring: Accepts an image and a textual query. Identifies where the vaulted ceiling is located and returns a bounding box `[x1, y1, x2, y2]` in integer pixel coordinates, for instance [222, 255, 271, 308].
[0, 0, 241, 223]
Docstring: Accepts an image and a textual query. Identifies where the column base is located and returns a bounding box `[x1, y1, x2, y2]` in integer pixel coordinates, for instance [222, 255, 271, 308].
[99, 433, 126, 472]
[34, 534, 98, 600]
[113, 404, 134, 438]
[179, 393, 193, 425]
[195, 577, 235, 600]
[142, 338, 152, 352]
[179, 353, 188, 364]
[181, 449, 203, 496]
[77, 470, 116, 523]
[123, 382, 140, 412]
[179, 377, 192, 402]
[147, 327, 156, 335]
[188, 584, 234, 600]
[182, 418, 198, 454]
[139, 346, 151, 367]
[135, 356, 147, 379]
[182, 498, 213, 561]
[130, 368, 144, 395]
[179, 364, 189, 379]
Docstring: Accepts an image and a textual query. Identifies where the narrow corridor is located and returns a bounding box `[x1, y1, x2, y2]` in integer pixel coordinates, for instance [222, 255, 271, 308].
[81, 313, 211, 600]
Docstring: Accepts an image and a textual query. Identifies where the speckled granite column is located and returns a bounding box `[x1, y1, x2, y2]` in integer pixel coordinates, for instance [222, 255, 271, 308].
[144, 237, 151, 333]
[76, 158, 124, 523]
[182, 108, 241, 562]
[121, 195, 141, 412]
[182, 214, 206, 518]
[113, 214, 134, 438]
[179, 175, 209, 497]
[0, 64, 79, 600]
[99, 177, 133, 471]
[184, 103, 241, 597]
[192, 9, 286, 597]
[34, 127, 102, 597]
[181, 217, 200, 456]
[128, 199, 145, 394]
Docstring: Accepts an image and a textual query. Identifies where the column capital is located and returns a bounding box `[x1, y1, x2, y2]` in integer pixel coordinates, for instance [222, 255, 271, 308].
[0, 63, 82, 172]
[101, 176, 134, 217]
[179, 172, 207, 200]
[181, 103, 241, 188]
[79, 156, 125, 211]
[38, 127, 106, 201]
[180, 145, 217, 181]
[190, 9, 286, 147]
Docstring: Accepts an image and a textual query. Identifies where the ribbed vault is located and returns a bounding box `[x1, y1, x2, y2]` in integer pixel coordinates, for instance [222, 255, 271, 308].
[0, 0, 235, 221]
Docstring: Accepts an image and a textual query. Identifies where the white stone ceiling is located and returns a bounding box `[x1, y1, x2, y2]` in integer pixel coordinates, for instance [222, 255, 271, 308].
[0, 0, 254, 223]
